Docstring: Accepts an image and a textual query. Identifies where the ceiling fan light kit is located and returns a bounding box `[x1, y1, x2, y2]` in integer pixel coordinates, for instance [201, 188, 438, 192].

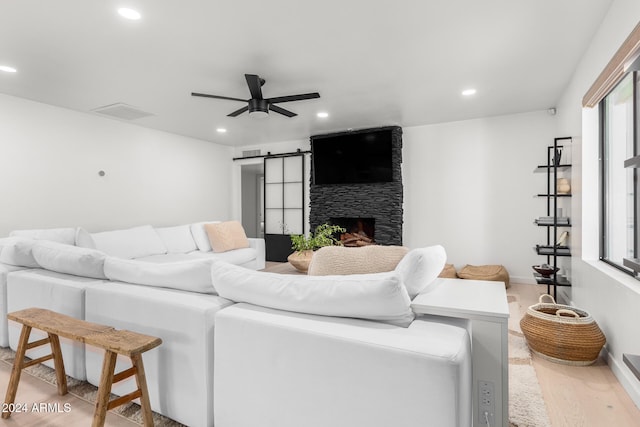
[192, 74, 320, 118]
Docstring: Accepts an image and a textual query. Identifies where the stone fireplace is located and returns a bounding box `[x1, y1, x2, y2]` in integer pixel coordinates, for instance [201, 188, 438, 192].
[310, 126, 403, 246]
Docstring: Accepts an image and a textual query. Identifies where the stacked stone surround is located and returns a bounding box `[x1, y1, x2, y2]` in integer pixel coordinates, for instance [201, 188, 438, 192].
[309, 126, 403, 246]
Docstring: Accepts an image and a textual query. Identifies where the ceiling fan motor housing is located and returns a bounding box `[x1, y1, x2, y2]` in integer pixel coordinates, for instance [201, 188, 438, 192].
[249, 98, 269, 114]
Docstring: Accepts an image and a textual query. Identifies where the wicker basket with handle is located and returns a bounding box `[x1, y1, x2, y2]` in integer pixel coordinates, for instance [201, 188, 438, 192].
[520, 294, 606, 365]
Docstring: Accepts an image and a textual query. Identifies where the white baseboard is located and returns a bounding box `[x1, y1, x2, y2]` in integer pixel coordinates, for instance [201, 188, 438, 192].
[510, 275, 537, 285]
[604, 347, 640, 411]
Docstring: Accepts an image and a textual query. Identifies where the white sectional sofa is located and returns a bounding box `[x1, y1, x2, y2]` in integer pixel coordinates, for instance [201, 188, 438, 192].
[0, 226, 473, 427]
[214, 304, 471, 427]
[0, 221, 264, 383]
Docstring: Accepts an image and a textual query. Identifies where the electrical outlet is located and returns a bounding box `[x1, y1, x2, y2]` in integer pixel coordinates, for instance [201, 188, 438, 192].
[478, 380, 495, 426]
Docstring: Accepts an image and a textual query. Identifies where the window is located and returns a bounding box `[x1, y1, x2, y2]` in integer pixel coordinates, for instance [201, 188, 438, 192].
[600, 71, 640, 274]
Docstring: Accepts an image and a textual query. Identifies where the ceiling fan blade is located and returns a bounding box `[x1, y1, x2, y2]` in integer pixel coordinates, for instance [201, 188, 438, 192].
[191, 92, 247, 102]
[269, 104, 297, 118]
[267, 92, 320, 104]
[245, 74, 264, 99]
[227, 106, 249, 117]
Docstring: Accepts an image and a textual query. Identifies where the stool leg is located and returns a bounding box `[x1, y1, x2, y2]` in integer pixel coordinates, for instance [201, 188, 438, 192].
[131, 353, 154, 426]
[92, 350, 117, 427]
[2, 325, 32, 419]
[48, 333, 68, 395]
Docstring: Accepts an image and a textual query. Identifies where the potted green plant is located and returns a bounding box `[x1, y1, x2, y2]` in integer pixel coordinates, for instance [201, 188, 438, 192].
[288, 223, 346, 272]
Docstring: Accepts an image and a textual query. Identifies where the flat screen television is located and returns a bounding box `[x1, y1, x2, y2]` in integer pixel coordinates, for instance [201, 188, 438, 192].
[311, 128, 393, 185]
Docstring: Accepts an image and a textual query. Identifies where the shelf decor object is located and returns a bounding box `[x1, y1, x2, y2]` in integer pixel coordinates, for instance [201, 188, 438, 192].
[520, 294, 606, 366]
[532, 264, 559, 278]
[533, 137, 572, 298]
[557, 178, 571, 194]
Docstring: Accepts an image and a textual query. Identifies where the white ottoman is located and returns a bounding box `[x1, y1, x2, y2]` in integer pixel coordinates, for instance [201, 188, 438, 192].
[7, 269, 107, 379]
[0, 264, 29, 347]
[85, 282, 234, 427]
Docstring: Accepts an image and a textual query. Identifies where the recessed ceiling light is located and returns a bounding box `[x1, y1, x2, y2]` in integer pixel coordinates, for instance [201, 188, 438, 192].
[216, 128, 227, 133]
[0, 65, 17, 73]
[118, 8, 141, 20]
[317, 112, 329, 118]
[462, 89, 477, 96]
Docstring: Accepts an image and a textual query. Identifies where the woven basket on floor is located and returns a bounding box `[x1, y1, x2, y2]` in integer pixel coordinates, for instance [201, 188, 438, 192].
[520, 294, 606, 366]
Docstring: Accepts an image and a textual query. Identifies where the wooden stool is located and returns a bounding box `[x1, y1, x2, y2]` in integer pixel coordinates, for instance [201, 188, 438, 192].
[2, 308, 162, 427]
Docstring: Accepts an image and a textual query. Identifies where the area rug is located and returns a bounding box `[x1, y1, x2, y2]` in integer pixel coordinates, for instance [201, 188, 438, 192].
[0, 347, 184, 426]
[507, 294, 552, 427]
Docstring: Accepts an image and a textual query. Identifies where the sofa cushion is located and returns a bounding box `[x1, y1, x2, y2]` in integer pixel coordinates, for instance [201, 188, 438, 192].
[308, 245, 409, 276]
[9, 227, 76, 246]
[75, 227, 96, 249]
[395, 245, 447, 298]
[187, 248, 257, 266]
[138, 248, 257, 266]
[204, 221, 250, 253]
[104, 257, 217, 294]
[190, 221, 220, 252]
[155, 225, 198, 254]
[134, 253, 202, 263]
[212, 261, 414, 327]
[32, 241, 107, 279]
[0, 237, 39, 267]
[91, 225, 167, 259]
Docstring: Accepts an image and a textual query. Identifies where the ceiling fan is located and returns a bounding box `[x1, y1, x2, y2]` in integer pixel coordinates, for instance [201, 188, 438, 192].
[191, 74, 320, 118]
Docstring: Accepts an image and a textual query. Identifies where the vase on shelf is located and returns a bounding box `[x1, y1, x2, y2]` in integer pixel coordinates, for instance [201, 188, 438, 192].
[557, 178, 571, 194]
[554, 147, 563, 165]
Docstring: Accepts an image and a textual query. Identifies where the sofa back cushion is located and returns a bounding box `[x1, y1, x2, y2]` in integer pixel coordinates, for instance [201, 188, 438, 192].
[394, 245, 447, 298]
[155, 225, 198, 254]
[75, 227, 96, 249]
[10, 227, 76, 246]
[90, 225, 167, 259]
[104, 257, 216, 294]
[31, 240, 107, 279]
[212, 260, 414, 327]
[204, 221, 250, 253]
[0, 237, 39, 267]
[308, 245, 409, 276]
[190, 221, 220, 252]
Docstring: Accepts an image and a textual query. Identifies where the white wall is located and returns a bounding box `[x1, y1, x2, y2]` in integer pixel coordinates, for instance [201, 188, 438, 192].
[0, 93, 233, 236]
[555, 0, 640, 408]
[402, 111, 558, 282]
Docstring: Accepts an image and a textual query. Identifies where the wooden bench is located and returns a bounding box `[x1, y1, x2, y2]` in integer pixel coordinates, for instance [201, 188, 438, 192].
[2, 308, 162, 426]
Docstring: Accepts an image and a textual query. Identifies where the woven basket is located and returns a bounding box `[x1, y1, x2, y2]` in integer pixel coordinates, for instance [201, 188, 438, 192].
[520, 294, 606, 366]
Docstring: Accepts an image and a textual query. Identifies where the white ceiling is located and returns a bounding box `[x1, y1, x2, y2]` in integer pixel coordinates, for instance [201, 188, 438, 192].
[0, 0, 612, 146]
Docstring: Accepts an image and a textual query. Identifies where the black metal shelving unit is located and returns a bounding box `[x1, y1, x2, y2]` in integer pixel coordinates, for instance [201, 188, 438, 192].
[533, 137, 573, 298]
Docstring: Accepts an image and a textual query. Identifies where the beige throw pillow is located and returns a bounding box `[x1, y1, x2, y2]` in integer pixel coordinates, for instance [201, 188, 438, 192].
[308, 245, 409, 276]
[205, 221, 250, 253]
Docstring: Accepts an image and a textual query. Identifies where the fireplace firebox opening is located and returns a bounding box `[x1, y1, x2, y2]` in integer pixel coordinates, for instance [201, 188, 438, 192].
[330, 217, 375, 247]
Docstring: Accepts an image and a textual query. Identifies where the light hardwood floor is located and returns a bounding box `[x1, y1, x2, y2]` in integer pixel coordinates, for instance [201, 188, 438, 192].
[0, 282, 638, 426]
[0, 362, 136, 426]
[512, 282, 640, 427]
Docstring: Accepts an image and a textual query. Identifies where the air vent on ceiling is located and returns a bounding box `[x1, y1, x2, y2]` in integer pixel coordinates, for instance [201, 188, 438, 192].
[91, 103, 154, 120]
[242, 149, 261, 158]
